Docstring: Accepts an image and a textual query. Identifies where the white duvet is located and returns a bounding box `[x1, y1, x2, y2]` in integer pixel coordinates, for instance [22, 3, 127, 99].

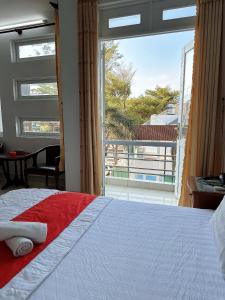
[0, 188, 225, 300]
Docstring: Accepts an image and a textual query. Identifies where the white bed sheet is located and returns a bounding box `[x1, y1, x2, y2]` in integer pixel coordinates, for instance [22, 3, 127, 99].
[0, 189, 112, 300]
[0, 189, 225, 300]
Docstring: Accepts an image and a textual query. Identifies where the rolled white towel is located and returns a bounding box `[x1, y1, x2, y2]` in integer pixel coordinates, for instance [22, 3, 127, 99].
[5, 237, 33, 257]
[0, 222, 47, 243]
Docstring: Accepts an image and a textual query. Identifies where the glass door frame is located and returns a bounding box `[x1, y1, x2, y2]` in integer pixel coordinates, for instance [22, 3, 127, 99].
[175, 41, 194, 198]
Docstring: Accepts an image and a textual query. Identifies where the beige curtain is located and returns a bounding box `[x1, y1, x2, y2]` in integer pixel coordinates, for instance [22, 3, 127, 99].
[55, 9, 65, 172]
[78, 0, 102, 195]
[179, 0, 224, 207]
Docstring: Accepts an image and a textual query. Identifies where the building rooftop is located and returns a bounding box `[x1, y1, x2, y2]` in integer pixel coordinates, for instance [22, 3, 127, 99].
[134, 125, 178, 141]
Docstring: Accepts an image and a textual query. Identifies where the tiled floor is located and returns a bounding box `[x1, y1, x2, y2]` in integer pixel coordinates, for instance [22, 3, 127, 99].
[105, 184, 178, 206]
[0, 177, 178, 206]
[0, 176, 64, 196]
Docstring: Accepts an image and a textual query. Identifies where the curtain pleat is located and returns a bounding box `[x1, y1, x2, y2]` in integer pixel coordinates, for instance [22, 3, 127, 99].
[55, 9, 65, 172]
[78, 0, 102, 195]
[179, 0, 224, 207]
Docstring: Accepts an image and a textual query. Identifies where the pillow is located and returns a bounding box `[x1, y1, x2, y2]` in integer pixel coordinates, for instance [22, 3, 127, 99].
[210, 196, 225, 277]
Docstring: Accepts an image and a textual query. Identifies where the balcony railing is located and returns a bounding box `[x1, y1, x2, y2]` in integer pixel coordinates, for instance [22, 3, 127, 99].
[105, 140, 177, 184]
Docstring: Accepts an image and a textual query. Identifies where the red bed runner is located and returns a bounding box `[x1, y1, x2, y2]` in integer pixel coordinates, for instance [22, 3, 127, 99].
[0, 192, 96, 288]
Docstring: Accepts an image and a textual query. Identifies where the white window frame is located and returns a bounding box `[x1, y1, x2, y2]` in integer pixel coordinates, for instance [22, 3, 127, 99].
[13, 77, 58, 101]
[162, 5, 196, 21]
[99, 0, 196, 40]
[11, 34, 55, 63]
[152, 0, 196, 35]
[16, 117, 60, 138]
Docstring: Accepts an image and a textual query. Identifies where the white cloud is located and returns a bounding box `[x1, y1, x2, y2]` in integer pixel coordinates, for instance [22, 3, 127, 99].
[131, 72, 180, 97]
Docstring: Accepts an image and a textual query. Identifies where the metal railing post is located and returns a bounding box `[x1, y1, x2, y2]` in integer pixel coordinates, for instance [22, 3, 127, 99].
[163, 146, 167, 183]
[127, 143, 130, 179]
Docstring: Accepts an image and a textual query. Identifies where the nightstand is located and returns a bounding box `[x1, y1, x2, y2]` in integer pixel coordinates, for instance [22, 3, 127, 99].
[187, 176, 224, 209]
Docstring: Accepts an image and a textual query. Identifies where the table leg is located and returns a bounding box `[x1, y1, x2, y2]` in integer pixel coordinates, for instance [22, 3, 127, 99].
[1, 161, 13, 190]
[20, 160, 24, 182]
[1, 157, 29, 189]
[14, 160, 18, 182]
[11, 160, 27, 187]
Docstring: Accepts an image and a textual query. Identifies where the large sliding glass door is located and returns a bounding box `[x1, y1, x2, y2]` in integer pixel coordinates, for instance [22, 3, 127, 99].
[99, 0, 196, 202]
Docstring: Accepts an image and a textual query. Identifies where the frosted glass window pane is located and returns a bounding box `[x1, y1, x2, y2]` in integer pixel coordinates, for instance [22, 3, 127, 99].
[20, 82, 58, 97]
[22, 121, 60, 134]
[109, 15, 141, 29]
[163, 6, 196, 20]
[18, 41, 55, 59]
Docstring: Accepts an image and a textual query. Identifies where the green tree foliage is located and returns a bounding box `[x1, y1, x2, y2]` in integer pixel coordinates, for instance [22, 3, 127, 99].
[126, 87, 179, 124]
[31, 83, 58, 96]
[104, 40, 179, 139]
[106, 65, 135, 110]
[104, 41, 136, 139]
[105, 41, 122, 73]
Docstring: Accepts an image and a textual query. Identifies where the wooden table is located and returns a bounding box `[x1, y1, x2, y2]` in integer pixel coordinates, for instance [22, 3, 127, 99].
[0, 152, 30, 190]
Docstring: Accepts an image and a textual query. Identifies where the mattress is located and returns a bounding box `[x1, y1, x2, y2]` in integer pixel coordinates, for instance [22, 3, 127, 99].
[0, 188, 225, 300]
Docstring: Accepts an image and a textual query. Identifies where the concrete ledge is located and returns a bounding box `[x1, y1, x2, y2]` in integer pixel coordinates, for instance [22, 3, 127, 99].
[105, 177, 175, 192]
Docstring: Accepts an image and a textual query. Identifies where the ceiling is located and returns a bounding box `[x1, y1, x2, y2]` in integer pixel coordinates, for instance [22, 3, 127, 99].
[0, 0, 54, 27]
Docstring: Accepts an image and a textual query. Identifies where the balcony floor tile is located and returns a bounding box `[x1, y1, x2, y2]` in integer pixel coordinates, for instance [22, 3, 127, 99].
[105, 184, 178, 206]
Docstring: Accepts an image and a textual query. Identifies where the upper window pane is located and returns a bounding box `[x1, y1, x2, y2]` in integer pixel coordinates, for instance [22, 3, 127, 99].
[17, 40, 55, 59]
[163, 6, 196, 20]
[22, 120, 60, 135]
[109, 14, 141, 29]
[19, 81, 58, 97]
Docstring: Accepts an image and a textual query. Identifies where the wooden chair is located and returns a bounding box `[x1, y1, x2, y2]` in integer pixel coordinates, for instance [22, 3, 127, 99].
[24, 145, 63, 189]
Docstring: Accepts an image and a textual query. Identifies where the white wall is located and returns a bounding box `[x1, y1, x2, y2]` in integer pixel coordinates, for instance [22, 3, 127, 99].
[0, 0, 53, 28]
[0, 26, 59, 153]
[0, 0, 81, 191]
[58, 0, 80, 191]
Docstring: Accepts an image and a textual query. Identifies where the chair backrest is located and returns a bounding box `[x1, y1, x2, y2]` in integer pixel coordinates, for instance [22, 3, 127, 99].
[46, 145, 60, 165]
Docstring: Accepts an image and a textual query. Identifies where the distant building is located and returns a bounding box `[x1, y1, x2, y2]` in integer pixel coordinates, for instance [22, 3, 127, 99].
[130, 104, 177, 184]
[107, 104, 178, 184]
[145, 104, 178, 126]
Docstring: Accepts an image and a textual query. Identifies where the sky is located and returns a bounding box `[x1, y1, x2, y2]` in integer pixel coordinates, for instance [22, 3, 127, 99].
[115, 30, 195, 97]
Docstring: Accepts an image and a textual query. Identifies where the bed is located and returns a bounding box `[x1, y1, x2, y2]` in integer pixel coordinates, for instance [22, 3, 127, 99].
[0, 188, 225, 300]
